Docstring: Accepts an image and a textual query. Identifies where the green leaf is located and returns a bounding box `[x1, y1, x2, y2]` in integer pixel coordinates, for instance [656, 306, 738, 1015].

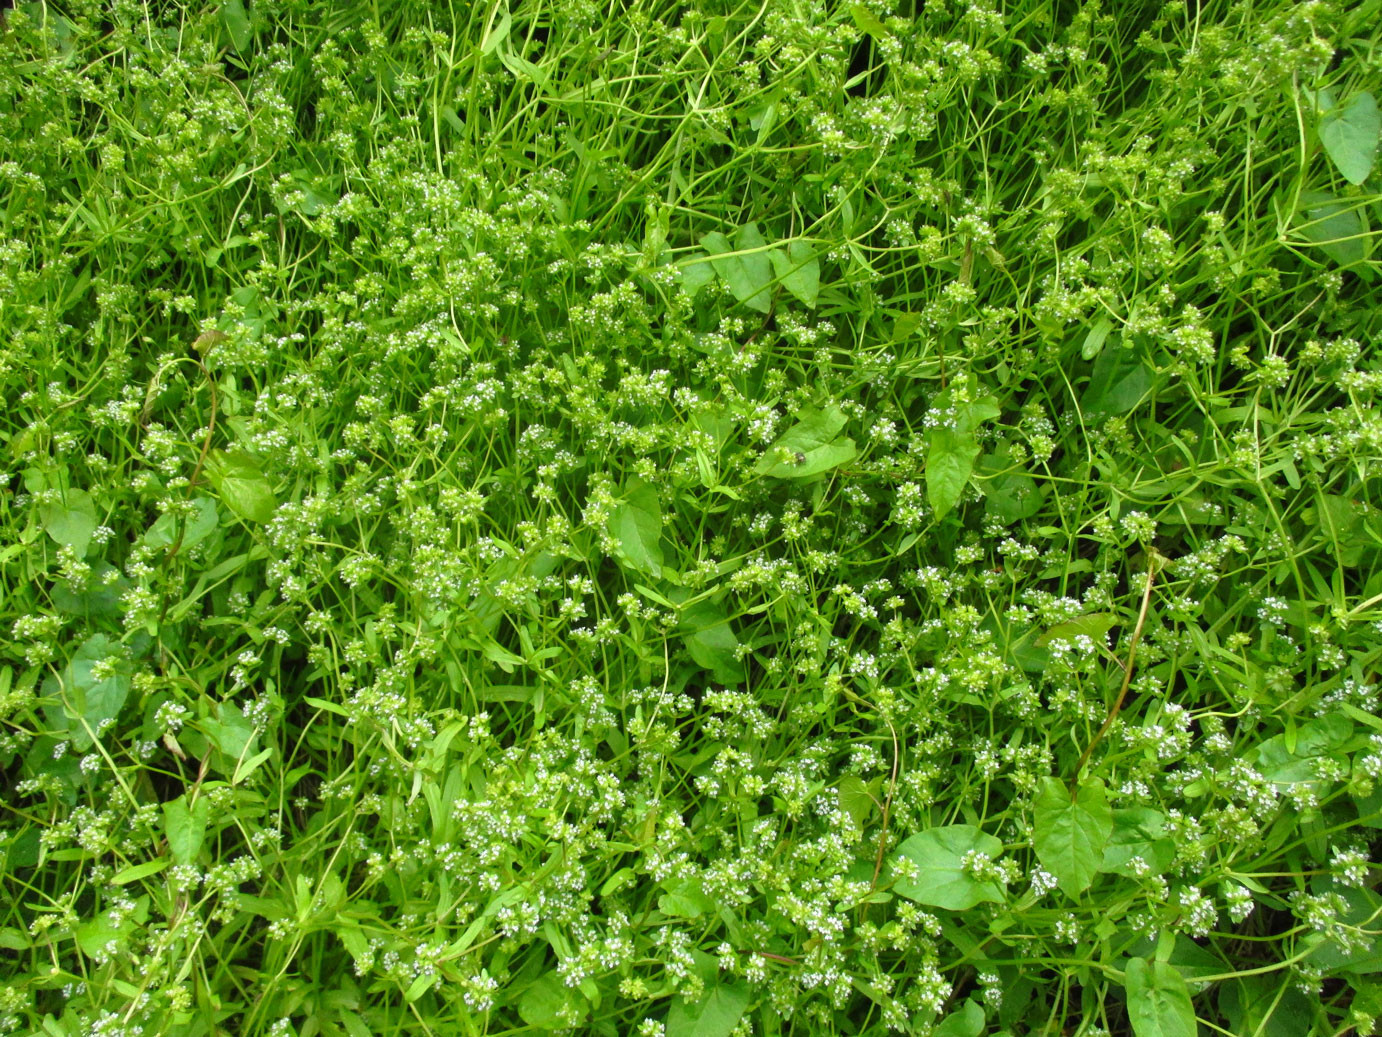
[144, 497, 219, 550]
[1100, 807, 1174, 877]
[1296, 190, 1368, 266]
[518, 972, 589, 1030]
[977, 451, 1042, 524]
[1124, 958, 1197, 1037]
[754, 404, 849, 475]
[768, 241, 820, 307]
[927, 426, 980, 519]
[933, 999, 985, 1037]
[758, 437, 857, 480]
[666, 977, 751, 1037]
[1033, 777, 1113, 895]
[701, 223, 774, 312]
[850, 3, 890, 37]
[204, 450, 277, 524]
[40, 488, 98, 556]
[163, 794, 209, 865]
[1083, 346, 1154, 415]
[1319, 91, 1379, 185]
[220, 0, 252, 53]
[838, 776, 875, 827]
[1037, 613, 1119, 647]
[679, 599, 745, 685]
[680, 252, 717, 295]
[891, 825, 1006, 910]
[608, 479, 664, 577]
[76, 911, 131, 960]
[926, 387, 1001, 519]
[59, 634, 130, 751]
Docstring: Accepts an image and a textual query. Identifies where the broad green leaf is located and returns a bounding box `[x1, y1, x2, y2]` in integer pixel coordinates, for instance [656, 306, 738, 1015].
[926, 387, 1001, 518]
[754, 404, 849, 475]
[220, 0, 252, 53]
[680, 252, 717, 295]
[1083, 346, 1154, 415]
[76, 912, 130, 960]
[701, 223, 773, 312]
[608, 479, 664, 577]
[850, 3, 889, 37]
[891, 825, 1006, 910]
[977, 452, 1042, 524]
[1033, 777, 1113, 895]
[1124, 958, 1197, 1037]
[679, 599, 745, 685]
[1244, 713, 1355, 790]
[40, 488, 98, 556]
[927, 426, 980, 519]
[667, 977, 750, 1037]
[1319, 91, 1379, 185]
[1037, 613, 1119, 647]
[1100, 807, 1174, 877]
[204, 700, 259, 776]
[758, 437, 857, 479]
[933, 999, 985, 1037]
[59, 634, 130, 751]
[518, 972, 589, 1030]
[838, 775, 875, 827]
[144, 497, 219, 550]
[1296, 190, 1368, 266]
[204, 450, 277, 524]
[163, 794, 209, 865]
[768, 241, 820, 307]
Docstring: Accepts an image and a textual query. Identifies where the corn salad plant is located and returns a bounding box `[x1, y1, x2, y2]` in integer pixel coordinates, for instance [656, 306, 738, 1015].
[2, 0, 1381, 1034]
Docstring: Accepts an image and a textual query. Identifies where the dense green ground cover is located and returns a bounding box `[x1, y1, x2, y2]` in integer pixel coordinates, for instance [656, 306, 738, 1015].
[2, 0, 1381, 1033]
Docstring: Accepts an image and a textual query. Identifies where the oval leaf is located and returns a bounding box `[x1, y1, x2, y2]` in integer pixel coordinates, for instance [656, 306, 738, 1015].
[891, 825, 1005, 910]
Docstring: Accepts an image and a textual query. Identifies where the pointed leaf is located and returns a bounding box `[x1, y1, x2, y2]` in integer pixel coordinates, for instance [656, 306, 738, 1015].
[608, 479, 664, 577]
[205, 450, 277, 524]
[891, 825, 1005, 910]
[1319, 91, 1379, 185]
[701, 224, 773, 312]
[926, 427, 980, 519]
[768, 241, 820, 307]
[754, 405, 849, 475]
[163, 794, 209, 865]
[667, 977, 750, 1037]
[679, 599, 744, 685]
[758, 437, 856, 479]
[1034, 777, 1113, 895]
[679, 252, 717, 296]
[1296, 190, 1368, 266]
[1124, 958, 1197, 1037]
